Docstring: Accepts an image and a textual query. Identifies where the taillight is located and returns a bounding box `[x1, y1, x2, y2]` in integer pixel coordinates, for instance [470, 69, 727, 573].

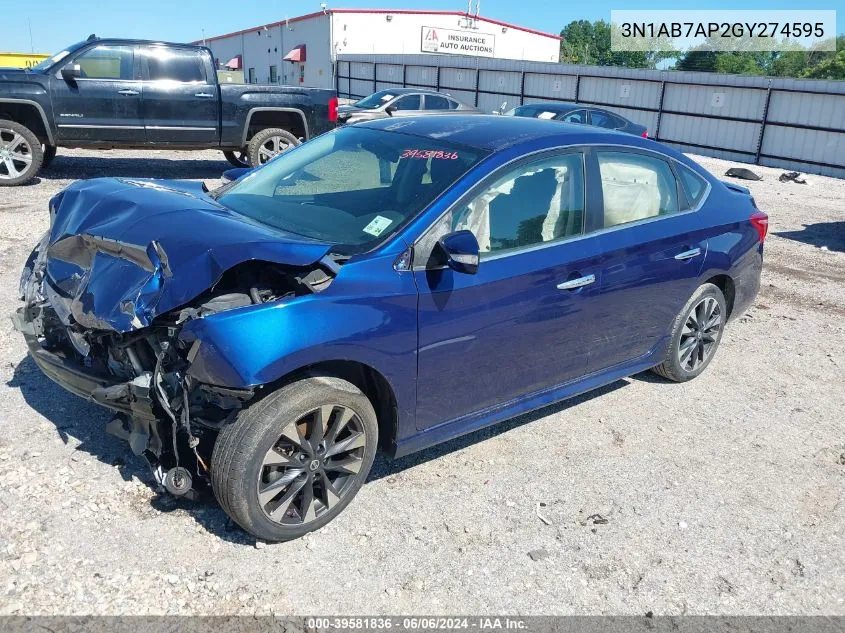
[328, 97, 338, 122]
[750, 211, 769, 242]
[641, 130, 648, 138]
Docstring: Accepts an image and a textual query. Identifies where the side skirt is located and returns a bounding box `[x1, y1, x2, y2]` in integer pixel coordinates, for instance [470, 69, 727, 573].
[392, 345, 665, 459]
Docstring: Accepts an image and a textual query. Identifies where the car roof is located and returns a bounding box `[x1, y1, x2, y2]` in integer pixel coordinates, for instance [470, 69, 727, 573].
[357, 114, 652, 153]
[517, 102, 583, 112]
[82, 38, 206, 49]
[377, 88, 458, 97]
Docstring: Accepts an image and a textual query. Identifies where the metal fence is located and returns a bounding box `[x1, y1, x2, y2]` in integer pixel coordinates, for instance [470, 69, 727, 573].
[336, 54, 845, 179]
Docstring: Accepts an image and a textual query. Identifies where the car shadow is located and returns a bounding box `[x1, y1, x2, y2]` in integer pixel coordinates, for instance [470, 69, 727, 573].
[38, 155, 230, 181]
[8, 354, 634, 546]
[774, 222, 845, 253]
[367, 378, 630, 482]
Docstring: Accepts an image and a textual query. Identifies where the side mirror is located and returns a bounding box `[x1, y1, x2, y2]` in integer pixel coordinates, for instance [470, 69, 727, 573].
[61, 64, 82, 80]
[385, 104, 397, 115]
[436, 230, 480, 275]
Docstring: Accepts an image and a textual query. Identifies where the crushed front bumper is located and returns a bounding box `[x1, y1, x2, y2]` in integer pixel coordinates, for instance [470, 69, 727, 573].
[12, 307, 157, 421]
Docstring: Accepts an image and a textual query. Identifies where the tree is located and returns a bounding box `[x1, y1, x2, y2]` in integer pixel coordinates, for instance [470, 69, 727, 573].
[559, 20, 673, 69]
[801, 50, 845, 79]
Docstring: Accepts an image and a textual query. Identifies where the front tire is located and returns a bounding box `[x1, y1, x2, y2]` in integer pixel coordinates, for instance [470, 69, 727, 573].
[222, 150, 250, 168]
[211, 376, 378, 542]
[0, 121, 43, 186]
[652, 283, 726, 382]
[246, 128, 300, 167]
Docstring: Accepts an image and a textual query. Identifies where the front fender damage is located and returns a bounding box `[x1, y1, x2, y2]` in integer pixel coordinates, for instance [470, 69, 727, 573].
[16, 232, 337, 498]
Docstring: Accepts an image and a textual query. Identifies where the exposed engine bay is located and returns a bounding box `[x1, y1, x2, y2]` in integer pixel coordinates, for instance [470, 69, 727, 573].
[15, 231, 336, 498]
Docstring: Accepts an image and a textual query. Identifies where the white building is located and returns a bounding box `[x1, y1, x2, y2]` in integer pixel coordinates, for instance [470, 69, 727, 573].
[198, 8, 560, 89]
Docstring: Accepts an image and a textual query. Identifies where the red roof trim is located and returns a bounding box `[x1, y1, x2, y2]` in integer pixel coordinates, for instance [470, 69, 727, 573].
[195, 9, 561, 44]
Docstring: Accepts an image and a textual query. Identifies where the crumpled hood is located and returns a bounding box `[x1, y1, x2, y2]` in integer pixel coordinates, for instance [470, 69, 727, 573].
[43, 177, 331, 332]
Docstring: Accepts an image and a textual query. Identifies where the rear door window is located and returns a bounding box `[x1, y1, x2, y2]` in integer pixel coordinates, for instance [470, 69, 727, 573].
[146, 48, 206, 82]
[392, 94, 421, 110]
[558, 109, 587, 124]
[590, 110, 626, 129]
[596, 151, 680, 228]
[425, 94, 451, 110]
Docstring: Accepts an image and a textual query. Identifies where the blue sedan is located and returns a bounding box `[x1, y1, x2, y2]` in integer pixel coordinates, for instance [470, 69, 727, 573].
[14, 115, 766, 542]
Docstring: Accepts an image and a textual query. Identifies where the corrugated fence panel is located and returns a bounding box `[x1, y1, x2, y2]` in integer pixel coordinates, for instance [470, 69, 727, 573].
[439, 67, 477, 92]
[767, 91, 845, 129]
[578, 77, 662, 110]
[660, 114, 760, 154]
[662, 84, 765, 120]
[405, 65, 437, 87]
[523, 73, 577, 101]
[375, 64, 404, 84]
[478, 69, 521, 95]
[336, 53, 845, 179]
[760, 128, 845, 176]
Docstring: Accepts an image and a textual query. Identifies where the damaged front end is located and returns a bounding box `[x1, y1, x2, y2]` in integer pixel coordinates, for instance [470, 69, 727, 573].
[14, 227, 336, 498]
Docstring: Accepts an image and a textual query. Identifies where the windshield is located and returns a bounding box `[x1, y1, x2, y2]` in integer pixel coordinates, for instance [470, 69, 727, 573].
[217, 126, 487, 254]
[352, 90, 400, 109]
[30, 41, 88, 72]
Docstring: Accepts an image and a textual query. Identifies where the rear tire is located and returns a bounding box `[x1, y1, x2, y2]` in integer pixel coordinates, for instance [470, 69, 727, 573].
[211, 376, 378, 542]
[0, 121, 43, 186]
[246, 128, 300, 167]
[652, 283, 726, 382]
[222, 150, 250, 168]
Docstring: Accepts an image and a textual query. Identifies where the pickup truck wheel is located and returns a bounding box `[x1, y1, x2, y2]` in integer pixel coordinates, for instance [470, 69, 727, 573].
[247, 128, 300, 167]
[0, 121, 42, 186]
[222, 150, 250, 168]
[211, 376, 378, 542]
[42, 145, 57, 168]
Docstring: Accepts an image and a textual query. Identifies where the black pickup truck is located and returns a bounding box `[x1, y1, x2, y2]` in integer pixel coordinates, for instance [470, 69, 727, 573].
[0, 36, 338, 185]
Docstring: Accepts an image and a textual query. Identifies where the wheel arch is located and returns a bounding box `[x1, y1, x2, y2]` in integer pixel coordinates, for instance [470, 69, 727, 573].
[262, 359, 399, 455]
[242, 107, 309, 146]
[703, 273, 736, 319]
[0, 99, 54, 145]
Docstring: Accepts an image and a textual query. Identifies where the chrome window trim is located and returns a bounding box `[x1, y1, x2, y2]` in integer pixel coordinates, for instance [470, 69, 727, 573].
[146, 126, 216, 131]
[410, 142, 713, 271]
[57, 124, 144, 130]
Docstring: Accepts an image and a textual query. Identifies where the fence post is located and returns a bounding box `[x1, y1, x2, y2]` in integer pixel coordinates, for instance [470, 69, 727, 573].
[402, 64, 407, 88]
[654, 80, 666, 141]
[474, 67, 480, 107]
[520, 71, 526, 106]
[335, 61, 340, 96]
[574, 74, 581, 103]
[372, 62, 377, 94]
[755, 82, 773, 165]
[436, 66, 441, 91]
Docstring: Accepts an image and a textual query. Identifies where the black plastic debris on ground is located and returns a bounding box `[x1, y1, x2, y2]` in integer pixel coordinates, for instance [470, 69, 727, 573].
[779, 171, 807, 184]
[725, 167, 762, 181]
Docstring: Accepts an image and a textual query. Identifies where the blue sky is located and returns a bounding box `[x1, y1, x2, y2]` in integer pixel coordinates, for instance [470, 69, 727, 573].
[4, 0, 843, 53]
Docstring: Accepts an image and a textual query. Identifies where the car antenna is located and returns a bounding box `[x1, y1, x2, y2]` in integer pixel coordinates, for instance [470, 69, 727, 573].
[87, 33, 98, 41]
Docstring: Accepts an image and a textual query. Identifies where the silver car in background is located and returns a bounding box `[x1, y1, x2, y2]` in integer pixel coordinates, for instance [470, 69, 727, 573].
[337, 89, 481, 125]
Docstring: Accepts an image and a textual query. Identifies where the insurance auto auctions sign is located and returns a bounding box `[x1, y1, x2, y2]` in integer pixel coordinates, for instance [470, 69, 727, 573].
[421, 27, 496, 57]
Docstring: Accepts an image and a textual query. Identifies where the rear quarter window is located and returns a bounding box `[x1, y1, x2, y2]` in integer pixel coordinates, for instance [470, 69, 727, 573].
[677, 164, 708, 209]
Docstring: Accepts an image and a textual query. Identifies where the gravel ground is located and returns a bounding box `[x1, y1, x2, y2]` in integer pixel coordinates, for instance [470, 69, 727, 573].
[0, 148, 842, 616]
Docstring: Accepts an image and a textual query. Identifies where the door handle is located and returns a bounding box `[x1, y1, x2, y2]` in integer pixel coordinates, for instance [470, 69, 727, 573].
[674, 248, 702, 261]
[557, 274, 595, 291]
[117, 89, 139, 96]
[194, 92, 214, 98]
